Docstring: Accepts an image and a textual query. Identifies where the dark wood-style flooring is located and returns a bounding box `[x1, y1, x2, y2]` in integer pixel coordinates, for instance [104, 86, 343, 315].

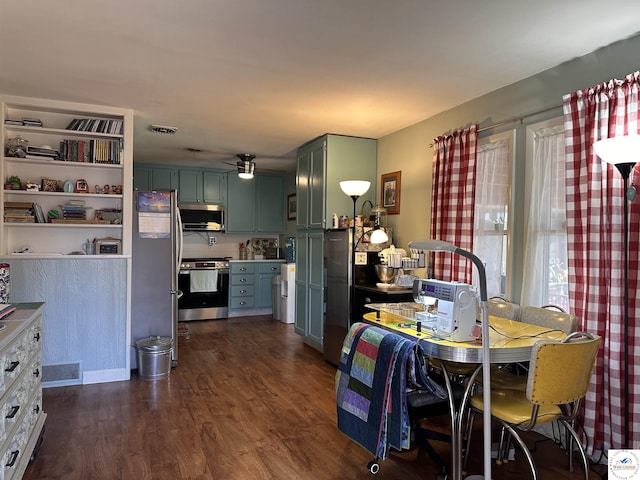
[24, 315, 605, 479]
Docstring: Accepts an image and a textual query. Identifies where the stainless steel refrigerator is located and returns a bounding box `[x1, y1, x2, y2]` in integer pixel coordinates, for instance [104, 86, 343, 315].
[130, 190, 183, 368]
[323, 229, 352, 366]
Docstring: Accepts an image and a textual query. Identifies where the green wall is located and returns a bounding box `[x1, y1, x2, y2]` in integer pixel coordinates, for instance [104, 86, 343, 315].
[377, 33, 640, 299]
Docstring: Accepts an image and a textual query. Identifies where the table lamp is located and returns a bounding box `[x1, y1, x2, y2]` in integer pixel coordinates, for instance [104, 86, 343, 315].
[408, 239, 490, 480]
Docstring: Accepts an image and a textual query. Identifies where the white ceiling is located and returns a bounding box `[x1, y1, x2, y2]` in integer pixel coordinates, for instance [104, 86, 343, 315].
[1, 0, 639, 172]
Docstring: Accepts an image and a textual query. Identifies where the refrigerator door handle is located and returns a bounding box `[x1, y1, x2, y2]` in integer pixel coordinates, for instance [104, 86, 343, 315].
[176, 206, 184, 268]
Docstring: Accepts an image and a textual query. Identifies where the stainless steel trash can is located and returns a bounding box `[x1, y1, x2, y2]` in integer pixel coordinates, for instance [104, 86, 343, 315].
[272, 275, 281, 320]
[135, 336, 173, 380]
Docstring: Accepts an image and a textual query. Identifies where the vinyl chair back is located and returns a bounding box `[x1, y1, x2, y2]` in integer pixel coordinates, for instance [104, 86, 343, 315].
[520, 305, 578, 335]
[467, 332, 601, 480]
[488, 296, 521, 320]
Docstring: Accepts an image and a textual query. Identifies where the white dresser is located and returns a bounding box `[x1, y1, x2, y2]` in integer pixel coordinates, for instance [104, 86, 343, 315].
[0, 303, 46, 480]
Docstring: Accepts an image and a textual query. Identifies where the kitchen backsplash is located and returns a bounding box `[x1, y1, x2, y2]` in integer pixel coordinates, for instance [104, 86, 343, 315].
[182, 232, 280, 260]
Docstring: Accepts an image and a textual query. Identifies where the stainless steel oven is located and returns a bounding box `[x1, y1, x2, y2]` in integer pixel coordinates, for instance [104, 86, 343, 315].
[178, 258, 230, 321]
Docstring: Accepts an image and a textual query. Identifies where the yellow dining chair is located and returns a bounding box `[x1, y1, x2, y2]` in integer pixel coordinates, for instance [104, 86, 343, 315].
[465, 332, 601, 480]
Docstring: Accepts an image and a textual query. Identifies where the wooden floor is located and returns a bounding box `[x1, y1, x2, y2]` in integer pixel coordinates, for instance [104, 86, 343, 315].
[24, 315, 605, 480]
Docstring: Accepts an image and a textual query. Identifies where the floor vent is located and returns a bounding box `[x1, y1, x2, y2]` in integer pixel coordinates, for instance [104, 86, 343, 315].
[42, 363, 82, 387]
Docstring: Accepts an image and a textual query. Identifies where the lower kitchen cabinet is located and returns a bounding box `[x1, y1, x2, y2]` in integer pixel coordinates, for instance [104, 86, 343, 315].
[229, 261, 284, 313]
[0, 303, 47, 480]
[294, 231, 324, 349]
[230, 262, 256, 310]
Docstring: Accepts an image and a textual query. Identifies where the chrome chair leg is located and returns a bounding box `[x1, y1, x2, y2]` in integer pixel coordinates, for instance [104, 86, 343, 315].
[560, 419, 589, 480]
[501, 422, 537, 480]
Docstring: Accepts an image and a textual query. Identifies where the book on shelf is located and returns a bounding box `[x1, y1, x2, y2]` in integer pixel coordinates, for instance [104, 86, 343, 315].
[4, 119, 23, 126]
[65, 117, 123, 135]
[33, 203, 46, 223]
[22, 118, 43, 127]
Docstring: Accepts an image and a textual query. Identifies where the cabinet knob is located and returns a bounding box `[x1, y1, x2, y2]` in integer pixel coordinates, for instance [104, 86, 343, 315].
[240, 290, 247, 294]
[239, 301, 246, 305]
[239, 278, 246, 283]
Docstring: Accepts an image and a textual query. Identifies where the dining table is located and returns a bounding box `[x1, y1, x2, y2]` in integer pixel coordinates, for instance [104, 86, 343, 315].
[362, 303, 567, 480]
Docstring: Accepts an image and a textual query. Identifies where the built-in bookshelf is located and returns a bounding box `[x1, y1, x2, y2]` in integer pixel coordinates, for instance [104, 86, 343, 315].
[0, 96, 133, 257]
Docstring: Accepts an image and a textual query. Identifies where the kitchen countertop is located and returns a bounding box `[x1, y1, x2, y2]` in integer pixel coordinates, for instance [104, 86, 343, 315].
[355, 284, 412, 294]
[228, 259, 285, 262]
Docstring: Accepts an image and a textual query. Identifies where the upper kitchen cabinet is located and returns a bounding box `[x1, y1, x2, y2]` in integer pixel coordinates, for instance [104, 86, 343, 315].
[133, 164, 226, 205]
[296, 134, 377, 230]
[226, 173, 284, 234]
[133, 164, 177, 191]
[203, 170, 226, 204]
[178, 168, 203, 203]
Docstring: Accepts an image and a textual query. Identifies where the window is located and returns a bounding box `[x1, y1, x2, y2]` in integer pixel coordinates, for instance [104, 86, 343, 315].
[473, 131, 514, 298]
[521, 119, 569, 310]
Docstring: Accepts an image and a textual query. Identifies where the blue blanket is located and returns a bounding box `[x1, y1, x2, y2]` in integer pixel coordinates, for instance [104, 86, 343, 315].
[335, 322, 445, 459]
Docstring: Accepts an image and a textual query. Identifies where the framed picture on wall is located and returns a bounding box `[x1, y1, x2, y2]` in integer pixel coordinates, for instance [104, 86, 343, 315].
[381, 171, 401, 214]
[287, 194, 297, 220]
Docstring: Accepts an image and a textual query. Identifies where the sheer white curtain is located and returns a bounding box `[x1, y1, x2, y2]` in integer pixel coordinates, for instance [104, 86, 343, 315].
[520, 125, 567, 308]
[474, 139, 509, 297]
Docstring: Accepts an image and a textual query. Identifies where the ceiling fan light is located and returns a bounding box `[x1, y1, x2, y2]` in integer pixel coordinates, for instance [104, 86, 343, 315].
[236, 153, 256, 179]
[237, 160, 255, 179]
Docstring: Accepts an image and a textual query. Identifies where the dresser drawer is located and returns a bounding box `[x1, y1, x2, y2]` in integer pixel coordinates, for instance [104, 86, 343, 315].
[229, 296, 255, 309]
[230, 285, 255, 297]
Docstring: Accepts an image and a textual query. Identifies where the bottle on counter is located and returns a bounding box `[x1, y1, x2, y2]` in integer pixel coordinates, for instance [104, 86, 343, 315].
[332, 213, 339, 229]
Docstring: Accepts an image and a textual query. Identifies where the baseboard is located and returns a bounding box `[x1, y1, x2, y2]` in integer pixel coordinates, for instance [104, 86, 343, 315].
[82, 368, 130, 384]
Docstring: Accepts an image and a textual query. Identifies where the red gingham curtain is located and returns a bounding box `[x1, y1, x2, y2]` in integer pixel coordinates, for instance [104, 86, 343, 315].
[563, 72, 640, 453]
[430, 125, 478, 283]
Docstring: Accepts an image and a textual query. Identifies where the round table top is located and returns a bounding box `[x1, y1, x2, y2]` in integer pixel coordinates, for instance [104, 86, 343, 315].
[362, 311, 567, 364]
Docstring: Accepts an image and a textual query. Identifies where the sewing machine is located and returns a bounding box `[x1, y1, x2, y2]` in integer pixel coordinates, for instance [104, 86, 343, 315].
[412, 279, 478, 342]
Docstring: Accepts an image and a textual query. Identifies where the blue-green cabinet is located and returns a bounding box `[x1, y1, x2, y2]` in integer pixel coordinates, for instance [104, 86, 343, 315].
[294, 134, 377, 347]
[230, 261, 283, 312]
[133, 165, 152, 191]
[230, 262, 255, 310]
[294, 231, 324, 347]
[256, 262, 282, 308]
[203, 171, 225, 203]
[152, 167, 178, 190]
[226, 173, 284, 233]
[133, 164, 177, 191]
[226, 175, 256, 232]
[178, 169, 203, 203]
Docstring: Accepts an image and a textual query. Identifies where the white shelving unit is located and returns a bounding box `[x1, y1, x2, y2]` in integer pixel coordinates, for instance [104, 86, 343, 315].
[0, 95, 133, 385]
[0, 95, 133, 257]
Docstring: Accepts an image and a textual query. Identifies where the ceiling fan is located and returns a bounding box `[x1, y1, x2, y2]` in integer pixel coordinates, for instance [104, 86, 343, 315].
[186, 148, 257, 178]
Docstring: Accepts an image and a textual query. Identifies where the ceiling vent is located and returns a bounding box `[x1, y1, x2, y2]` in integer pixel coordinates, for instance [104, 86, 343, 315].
[150, 125, 178, 134]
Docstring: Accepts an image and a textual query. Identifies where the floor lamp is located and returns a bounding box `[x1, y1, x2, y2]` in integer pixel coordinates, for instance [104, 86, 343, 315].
[593, 134, 640, 449]
[408, 239, 490, 480]
[339, 180, 372, 319]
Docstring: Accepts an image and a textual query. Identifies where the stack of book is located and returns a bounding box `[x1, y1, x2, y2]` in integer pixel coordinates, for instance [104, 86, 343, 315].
[58, 138, 122, 164]
[3, 202, 35, 223]
[26, 145, 59, 160]
[65, 118, 123, 135]
[22, 118, 43, 127]
[60, 201, 86, 220]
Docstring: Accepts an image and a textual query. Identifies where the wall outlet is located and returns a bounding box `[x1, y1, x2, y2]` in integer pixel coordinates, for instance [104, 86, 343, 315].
[208, 236, 216, 246]
[355, 252, 368, 265]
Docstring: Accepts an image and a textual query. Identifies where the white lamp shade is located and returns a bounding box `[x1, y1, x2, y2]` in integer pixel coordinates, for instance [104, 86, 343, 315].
[369, 229, 388, 244]
[593, 135, 640, 165]
[339, 180, 370, 197]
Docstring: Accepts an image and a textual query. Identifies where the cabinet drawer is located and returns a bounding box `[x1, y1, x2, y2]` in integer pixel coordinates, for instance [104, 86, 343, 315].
[231, 275, 254, 286]
[230, 285, 255, 297]
[258, 262, 282, 274]
[229, 297, 255, 309]
[230, 263, 255, 275]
